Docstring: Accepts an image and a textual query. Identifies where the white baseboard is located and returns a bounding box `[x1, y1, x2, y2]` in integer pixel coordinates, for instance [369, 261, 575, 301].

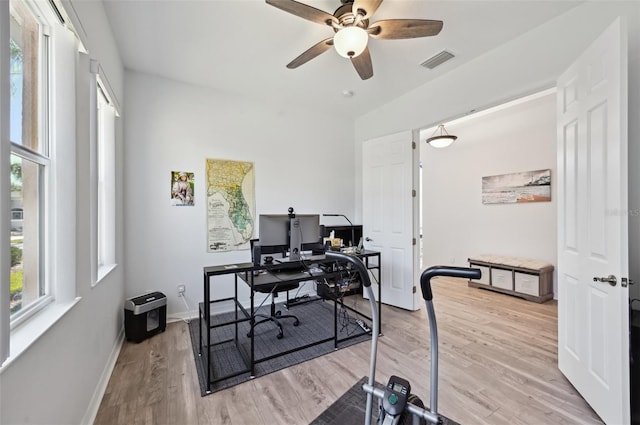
[81, 327, 125, 425]
[167, 309, 199, 323]
[170, 284, 319, 320]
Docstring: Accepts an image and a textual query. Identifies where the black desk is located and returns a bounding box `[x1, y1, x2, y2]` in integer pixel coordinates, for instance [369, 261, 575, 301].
[198, 251, 381, 393]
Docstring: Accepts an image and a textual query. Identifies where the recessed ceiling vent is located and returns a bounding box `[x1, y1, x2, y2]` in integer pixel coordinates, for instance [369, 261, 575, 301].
[420, 50, 455, 70]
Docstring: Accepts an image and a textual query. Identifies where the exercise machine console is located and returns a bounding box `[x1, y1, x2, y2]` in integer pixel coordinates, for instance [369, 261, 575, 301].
[380, 375, 411, 424]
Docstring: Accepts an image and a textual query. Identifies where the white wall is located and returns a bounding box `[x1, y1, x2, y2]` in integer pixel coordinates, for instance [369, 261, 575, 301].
[0, 1, 126, 424]
[421, 93, 557, 291]
[123, 71, 355, 317]
[355, 1, 640, 301]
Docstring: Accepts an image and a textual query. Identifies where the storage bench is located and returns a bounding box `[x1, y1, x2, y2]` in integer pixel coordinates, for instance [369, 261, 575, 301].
[467, 255, 554, 303]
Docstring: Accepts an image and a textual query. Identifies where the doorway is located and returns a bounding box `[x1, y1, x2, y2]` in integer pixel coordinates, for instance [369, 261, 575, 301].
[418, 89, 557, 293]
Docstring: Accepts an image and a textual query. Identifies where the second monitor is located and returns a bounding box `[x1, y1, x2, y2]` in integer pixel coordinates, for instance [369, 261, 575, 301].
[258, 214, 320, 261]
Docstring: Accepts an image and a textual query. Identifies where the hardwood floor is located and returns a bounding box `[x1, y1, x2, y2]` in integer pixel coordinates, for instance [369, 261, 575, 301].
[94, 277, 602, 425]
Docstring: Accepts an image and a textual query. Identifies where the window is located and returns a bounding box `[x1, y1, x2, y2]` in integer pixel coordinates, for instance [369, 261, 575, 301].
[95, 79, 116, 281]
[2, 0, 79, 365]
[9, 0, 49, 321]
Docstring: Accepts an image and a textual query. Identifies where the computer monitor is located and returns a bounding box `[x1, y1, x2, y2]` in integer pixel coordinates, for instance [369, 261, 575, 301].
[258, 213, 320, 260]
[289, 214, 320, 260]
[258, 214, 290, 248]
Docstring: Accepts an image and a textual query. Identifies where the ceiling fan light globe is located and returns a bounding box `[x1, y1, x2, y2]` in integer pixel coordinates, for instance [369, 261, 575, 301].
[426, 135, 457, 148]
[333, 26, 368, 58]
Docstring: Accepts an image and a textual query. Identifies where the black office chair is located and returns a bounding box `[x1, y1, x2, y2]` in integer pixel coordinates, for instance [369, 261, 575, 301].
[248, 240, 300, 339]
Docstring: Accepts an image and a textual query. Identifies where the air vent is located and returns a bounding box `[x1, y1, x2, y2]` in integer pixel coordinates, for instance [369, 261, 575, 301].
[420, 50, 455, 70]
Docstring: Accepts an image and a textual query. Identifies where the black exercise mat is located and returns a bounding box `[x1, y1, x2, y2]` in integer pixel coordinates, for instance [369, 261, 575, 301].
[189, 299, 371, 396]
[311, 377, 461, 425]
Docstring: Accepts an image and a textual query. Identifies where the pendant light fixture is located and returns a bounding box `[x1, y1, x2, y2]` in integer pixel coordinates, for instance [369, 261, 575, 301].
[426, 124, 457, 148]
[333, 26, 369, 58]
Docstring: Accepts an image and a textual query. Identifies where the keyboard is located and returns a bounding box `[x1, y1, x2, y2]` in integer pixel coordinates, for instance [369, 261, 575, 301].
[268, 260, 306, 273]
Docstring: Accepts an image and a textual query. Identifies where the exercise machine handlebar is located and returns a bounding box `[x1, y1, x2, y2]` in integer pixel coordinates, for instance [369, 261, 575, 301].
[420, 266, 481, 301]
[324, 251, 379, 425]
[325, 251, 373, 288]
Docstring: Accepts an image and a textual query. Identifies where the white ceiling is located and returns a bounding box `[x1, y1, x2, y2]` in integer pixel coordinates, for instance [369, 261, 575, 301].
[102, 0, 582, 119]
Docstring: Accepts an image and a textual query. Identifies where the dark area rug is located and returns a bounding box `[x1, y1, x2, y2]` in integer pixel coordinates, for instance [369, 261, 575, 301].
[189, 298, 372, 396]
[311, 377, 461, 425]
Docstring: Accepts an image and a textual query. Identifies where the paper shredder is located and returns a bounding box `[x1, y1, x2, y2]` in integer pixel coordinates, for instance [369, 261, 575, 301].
[124, 291, 167, 343]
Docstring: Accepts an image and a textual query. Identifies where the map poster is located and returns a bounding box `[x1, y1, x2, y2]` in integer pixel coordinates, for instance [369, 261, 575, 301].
[206, 158, 255, 252]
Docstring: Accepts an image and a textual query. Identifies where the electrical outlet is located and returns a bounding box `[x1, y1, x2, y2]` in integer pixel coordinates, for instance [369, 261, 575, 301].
[177, 284, 186, 296]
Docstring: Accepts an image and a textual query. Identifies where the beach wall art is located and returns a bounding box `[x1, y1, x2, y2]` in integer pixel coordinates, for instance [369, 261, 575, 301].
[482, 169, 551, 204]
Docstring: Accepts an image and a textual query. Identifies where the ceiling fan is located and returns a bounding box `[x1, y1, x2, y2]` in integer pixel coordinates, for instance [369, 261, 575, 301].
[266, 0, 443, 80]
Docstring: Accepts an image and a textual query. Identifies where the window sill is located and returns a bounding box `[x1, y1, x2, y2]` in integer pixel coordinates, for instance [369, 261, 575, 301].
[0, 297, 81, 372]
[94, 263, 118, 287]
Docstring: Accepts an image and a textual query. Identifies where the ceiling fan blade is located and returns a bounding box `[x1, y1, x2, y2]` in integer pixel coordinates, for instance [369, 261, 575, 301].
[351, 47, 373, 80]
[369, 19, 443, 39]
[266, 0, 338, 26]
[286, 38, 334, 69]
[352, 0, 383, 20]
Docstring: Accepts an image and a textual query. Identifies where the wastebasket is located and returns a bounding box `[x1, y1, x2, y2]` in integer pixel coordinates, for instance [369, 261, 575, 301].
[124, 291, 167, 343]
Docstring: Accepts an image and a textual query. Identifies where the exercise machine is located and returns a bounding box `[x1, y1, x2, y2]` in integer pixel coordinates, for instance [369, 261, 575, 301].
[324, 251, 480, 425]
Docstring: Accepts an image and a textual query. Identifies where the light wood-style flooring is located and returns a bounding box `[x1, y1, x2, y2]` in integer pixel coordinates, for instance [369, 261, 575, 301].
[94, 277, 602, 425]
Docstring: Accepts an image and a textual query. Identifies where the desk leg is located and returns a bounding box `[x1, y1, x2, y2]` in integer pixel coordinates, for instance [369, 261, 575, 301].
[199, 285, 203, 355]
[250, 274, 255, 378]
[377, 268, 382, 335]
[204, 272, 211, 393]
[234, 274, 238, 344]
[334, 293, 339, 349]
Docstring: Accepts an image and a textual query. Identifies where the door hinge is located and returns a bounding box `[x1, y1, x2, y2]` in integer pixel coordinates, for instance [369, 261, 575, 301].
[412, 189, 417, 197]
[412, 141, 416, 149]
[412, 286, 417, 294]
[412, 238, 416, 245]
[90, 59, 100, 75]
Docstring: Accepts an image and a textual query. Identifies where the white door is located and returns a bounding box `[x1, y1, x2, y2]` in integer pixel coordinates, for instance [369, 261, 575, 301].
[557, 18, 629, 424]
[362, 131, 419, 311]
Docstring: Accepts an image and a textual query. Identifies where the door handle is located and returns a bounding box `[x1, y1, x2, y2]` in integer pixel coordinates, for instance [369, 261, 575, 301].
[365, 237, 373, 242]
[593, 275, 617, 286]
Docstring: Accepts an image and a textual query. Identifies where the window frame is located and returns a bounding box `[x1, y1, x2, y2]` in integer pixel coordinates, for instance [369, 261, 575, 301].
[2, 0, 82, 367]
[93, 73, 117, 285]
[8, 0, 52, 328]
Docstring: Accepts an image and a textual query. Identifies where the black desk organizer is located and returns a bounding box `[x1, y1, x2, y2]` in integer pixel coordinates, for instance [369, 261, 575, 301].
[322, 224, 363, 249]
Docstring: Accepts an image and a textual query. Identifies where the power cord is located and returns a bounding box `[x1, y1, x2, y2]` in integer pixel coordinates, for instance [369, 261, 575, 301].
[179, 293, 191, 324]
[168, 292, 192, 324]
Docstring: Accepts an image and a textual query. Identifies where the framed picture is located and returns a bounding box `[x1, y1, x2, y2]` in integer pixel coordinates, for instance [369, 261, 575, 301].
[171, 171, 195, 206]
[482, 169, 551, 204]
